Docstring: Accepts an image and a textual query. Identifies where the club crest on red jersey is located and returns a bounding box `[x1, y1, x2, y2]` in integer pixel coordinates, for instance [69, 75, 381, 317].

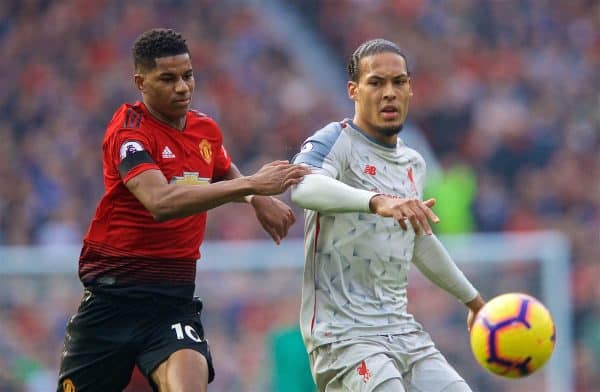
[199, 139, 212, 164]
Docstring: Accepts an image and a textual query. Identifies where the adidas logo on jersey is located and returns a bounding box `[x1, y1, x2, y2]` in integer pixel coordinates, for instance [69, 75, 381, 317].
[162, 146, 176, 159]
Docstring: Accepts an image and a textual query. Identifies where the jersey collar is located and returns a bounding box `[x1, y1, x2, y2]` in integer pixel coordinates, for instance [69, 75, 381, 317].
[346, 119, 400, 149]
[139, 102, 189, 132]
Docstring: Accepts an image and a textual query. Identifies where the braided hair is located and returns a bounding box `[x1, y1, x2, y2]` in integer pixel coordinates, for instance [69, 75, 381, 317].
[348, 39, 409, 82]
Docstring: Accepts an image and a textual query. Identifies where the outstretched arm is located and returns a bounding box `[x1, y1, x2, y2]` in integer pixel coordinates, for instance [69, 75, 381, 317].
[126, 160, 308, 221]
[291, 173, 439, 235]
[411, 234, 485, 330]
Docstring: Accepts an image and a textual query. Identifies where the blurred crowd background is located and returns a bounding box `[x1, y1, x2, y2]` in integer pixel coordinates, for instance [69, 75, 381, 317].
[0, 0, 598, 391]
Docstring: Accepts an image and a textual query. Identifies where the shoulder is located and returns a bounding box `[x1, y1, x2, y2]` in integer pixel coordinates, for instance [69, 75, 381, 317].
[104, 103, 147, 137]
[187, 109, 221, 136]
[306, 121, 345, 144]
[302, 121, 351, 154]
[106, 103, 144, 131]
[403, 144, 425, 162]
[400, 141, 427, 173]
[103, 103, 154, 152]
[294, 121, 350, 167]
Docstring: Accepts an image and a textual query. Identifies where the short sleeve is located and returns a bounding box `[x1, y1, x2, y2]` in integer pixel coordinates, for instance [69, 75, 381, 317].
[293, 122, 347, 179]
[105, 128, 159, 183]
[213, 145, 232, 180]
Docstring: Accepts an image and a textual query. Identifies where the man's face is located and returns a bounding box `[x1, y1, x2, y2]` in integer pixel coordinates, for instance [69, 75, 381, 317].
[348, 52, 412, 139]
[135, 53, 194, 122]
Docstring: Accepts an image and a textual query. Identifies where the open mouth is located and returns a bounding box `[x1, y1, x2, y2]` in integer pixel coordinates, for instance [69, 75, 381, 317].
[381, 106, 399, 119]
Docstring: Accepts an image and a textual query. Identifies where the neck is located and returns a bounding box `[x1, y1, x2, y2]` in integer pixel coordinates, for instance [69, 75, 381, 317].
[352, 116, 399, 146]
[145, 103, 186, 130]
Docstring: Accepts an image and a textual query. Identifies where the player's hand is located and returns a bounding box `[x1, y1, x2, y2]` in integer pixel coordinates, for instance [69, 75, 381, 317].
[249, 161, 310, 196]
[369, 196, 439, 235]
[250, 195, 296, 245]
[466, 295, 486, 333]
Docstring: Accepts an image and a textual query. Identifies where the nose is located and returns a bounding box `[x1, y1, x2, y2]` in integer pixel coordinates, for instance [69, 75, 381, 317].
[382, 81, 396, 100]
[175, 77, 189, 93]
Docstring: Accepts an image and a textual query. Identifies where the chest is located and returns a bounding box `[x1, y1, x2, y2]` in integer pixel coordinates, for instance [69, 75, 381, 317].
[152, 132, 218, 182]
[343, 147, 422, 198]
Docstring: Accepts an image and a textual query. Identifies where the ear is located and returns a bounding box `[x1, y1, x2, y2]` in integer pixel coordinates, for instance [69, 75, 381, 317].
[134, 74, 144, 92]
[347, 81, 358, 101]
[408, 78, 413, 97]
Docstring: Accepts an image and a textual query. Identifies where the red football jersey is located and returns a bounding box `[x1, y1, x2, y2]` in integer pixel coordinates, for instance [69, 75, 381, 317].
[79, 102, 231, 286]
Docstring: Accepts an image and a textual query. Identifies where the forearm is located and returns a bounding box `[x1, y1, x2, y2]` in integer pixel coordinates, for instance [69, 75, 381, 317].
[155, 179, 254, 219]
[412, 234, 479, 304]
[127, 170, 254, 221]
[291, 173, 378, 213]
[220, 163, 254, 203]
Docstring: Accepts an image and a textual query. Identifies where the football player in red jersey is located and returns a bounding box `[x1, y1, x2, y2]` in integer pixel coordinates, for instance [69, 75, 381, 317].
[57, 28, 308, 392]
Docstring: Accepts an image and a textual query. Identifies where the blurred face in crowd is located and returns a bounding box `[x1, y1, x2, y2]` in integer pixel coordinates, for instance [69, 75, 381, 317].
[348, 51, 412, 145]
[134, 53, 195, 129]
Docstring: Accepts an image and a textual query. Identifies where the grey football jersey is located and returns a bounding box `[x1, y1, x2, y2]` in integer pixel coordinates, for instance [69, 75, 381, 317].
[293, 120, 428, 352]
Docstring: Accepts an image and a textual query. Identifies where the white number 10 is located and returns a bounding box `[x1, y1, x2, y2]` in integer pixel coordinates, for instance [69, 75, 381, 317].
[171, 323, 202, 343]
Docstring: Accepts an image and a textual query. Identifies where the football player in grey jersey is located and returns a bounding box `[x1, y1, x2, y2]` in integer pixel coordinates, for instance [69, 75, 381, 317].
[292, 39, 485, 392]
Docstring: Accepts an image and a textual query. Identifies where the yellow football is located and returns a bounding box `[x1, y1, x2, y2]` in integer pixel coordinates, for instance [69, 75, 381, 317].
[470, 292, 555, 378]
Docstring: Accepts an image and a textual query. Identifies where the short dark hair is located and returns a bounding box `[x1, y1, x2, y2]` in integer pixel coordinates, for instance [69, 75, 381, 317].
[132, 28, 189, 71]
[348, 39, 409, 82]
